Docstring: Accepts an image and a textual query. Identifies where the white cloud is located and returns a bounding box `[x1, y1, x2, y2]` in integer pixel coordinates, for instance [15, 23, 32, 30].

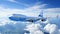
[0, 0, 60, 34]
[24, 23, 44, 34]
[45, 8, 60, 13]
[44, 23, 60, 34]
[43, 8, 60, 18]
[7, 0, 30, 7]
[44, 24, 56, 33]
[0, 3, 60, 26]
[30, 30, 44, 34]
[0, 3, 46, 26]
[7, 0, 15, 2]
[59, 29, 60, 33]
[0, 1, 60, 34]
[0, 2, 47, 17]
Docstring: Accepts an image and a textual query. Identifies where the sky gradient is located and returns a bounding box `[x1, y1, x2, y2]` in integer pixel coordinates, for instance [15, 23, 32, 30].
[0, 0, 60, 34]
[0, 0, 60, 9]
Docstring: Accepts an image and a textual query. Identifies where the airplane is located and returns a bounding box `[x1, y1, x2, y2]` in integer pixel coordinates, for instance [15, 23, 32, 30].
[9, 11, 47, 22]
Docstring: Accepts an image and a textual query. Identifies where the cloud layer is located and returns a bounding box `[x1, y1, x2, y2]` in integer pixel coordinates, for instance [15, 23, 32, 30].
[0, 0, 60, 34]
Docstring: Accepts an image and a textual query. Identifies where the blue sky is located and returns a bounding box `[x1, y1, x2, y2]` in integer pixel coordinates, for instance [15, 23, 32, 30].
[40, 0, 60, 8]
[0, 0, 60, 9]
[0, 0, 39, 9]
[0, 0, 60, 34]
[0, 0, 60, 17]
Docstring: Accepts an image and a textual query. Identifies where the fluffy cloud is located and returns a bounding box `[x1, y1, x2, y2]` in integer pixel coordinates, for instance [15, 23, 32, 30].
[0, 1, 60, 34]
[24, 23, 44, 34]
[43, 8, 60, 17]
[44, 23, 60, 34]
[44, 24, 56, 33]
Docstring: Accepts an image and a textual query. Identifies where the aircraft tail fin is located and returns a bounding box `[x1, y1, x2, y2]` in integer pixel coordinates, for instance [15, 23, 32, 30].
[38, 10, 43, 18]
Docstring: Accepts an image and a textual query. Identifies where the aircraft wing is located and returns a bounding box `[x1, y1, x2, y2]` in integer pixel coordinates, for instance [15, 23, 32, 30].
[25, 17, 40, 22]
